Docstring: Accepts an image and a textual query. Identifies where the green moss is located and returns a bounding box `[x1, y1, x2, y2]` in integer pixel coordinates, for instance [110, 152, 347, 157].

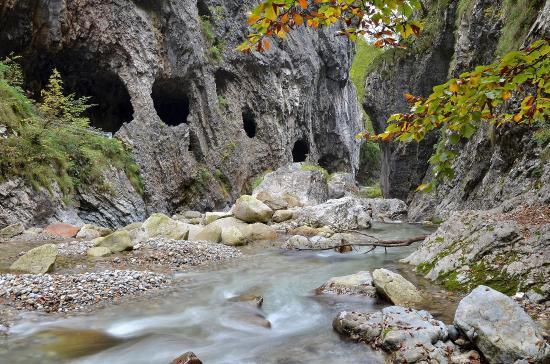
[416, 261, 436, 274]
[359, 184, 383, 198]
[300, 163, 330, 181]
[495, 0, 544, 57]
[250, 169, 272, 190]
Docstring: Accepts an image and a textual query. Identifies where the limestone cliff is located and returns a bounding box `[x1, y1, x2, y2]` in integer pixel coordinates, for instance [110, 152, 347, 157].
[0, 0, 362, 227]
[362, 0, 548, 220]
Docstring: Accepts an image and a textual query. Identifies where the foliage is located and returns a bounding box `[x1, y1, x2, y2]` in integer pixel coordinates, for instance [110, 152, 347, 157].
[238, 0, 423, 52]
[350, 38, 383, 131]
[250, 170, 272, 190]
[201, 15, 225, 63]
[360, 184, 382, 198]
[0, 58, 143, 196]
[358, 140, 380, 184]
[364, 39, 550, 192]
[495, 0, 542, 57]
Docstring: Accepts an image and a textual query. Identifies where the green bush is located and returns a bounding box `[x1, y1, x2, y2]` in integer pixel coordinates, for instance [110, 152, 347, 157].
[0, 58, 143, 196]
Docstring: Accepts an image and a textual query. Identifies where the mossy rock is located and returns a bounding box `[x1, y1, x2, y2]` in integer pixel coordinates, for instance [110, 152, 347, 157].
[10, 244, 58, 274]
[94, 230, 133, 252]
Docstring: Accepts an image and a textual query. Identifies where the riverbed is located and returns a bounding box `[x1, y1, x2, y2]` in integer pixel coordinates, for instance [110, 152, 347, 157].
[0, 222, 462, 364]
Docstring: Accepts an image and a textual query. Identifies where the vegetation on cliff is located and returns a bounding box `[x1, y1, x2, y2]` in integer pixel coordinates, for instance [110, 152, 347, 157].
[0, 56, 143, 196]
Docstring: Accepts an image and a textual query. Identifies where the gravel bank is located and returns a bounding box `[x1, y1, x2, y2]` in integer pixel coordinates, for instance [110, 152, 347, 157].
[0, 270, 171, 314]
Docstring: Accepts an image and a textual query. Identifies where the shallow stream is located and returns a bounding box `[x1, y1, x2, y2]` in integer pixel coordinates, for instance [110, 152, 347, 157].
[0, 223, 461, 364]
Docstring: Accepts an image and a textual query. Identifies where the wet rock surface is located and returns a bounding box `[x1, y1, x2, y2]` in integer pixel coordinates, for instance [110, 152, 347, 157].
[454, 286, 550, 364]
[316, 271, 376, 297]
[334, 306, 481, 364]
[372, 268, 423, 307]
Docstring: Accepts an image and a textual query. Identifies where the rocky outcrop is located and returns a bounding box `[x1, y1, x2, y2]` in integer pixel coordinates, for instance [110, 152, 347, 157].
[334, 306, 480, 364]
[363, 0, 548, 213]
[252, 163, 329, 207]
[454, 286, 550, 364]
[402, 207, 550, 300]
[9, 244, 58, 274]
[0, 0, 362, 222]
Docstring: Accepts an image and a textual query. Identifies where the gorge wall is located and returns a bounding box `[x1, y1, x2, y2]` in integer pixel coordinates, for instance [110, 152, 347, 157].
[363, 0, 549, 221]
[0, 0, 362, 227]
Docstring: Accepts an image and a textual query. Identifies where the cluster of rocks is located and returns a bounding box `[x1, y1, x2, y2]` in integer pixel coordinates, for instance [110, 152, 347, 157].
[403, 206, 550, 302]
[0, 270, 171, 313]
[318, 269, 549, 363]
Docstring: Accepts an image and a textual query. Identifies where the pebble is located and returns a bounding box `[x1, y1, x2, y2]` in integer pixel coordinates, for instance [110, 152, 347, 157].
[0, 270, 171, 313]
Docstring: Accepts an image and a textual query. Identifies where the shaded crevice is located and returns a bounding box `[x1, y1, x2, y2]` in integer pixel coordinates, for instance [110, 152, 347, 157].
[214, 69, 235, 95]
[197, 0, 211, 17]
[242, 109, 256, 138]
[318, 153, 347, 174]
[151, 78, 190, 126]
[292, 139, 309, 162]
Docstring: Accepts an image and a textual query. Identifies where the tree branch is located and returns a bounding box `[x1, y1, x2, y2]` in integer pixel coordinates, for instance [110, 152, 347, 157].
[295, 235, 428, 252]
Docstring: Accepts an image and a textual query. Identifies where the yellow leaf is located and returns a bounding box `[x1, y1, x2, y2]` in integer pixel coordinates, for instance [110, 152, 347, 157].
[293, 13, 304, 25]
[449, 82, 459, 93]
[502, 90, 512, 100]
[247, 14, 261, 25]
[513, 113, 522, 122]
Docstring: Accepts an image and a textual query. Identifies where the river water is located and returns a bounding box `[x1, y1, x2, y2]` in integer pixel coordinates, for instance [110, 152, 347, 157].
[1, 223, 458, 364]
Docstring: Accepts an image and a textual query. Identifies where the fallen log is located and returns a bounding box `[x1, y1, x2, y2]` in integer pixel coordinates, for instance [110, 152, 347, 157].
[295, 235, 428, 252]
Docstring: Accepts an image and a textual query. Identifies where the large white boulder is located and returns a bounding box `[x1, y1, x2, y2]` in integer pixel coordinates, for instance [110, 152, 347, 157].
[233, 195, 273, 223]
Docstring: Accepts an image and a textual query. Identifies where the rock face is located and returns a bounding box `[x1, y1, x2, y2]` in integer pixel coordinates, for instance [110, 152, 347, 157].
[334, 306, 479, 363]
[252, 164, 329, 207]
[316, 271, 376, 296]
[372, 269, 423, 306]
[454, 286, 550, 364]
[0, 0, 362, 220]
[363, 0, 548, 212]
[10, 244, 58, 274]
[232, 195, 273, 223]
[402, 208, 549, 300]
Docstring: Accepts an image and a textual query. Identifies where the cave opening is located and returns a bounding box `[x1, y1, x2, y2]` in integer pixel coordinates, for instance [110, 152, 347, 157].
[23, 54, 134, 134]
[292, 139, 309, 162]
[242, 109, 257, 138]
[214, 69, 235, 95]
[151, 78, 190, 126]
[197, 0, 211, 17]
[318, 154, 345, 174]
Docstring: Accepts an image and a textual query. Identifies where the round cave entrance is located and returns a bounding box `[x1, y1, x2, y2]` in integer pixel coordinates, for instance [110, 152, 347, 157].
[242, 109, 257, 138]
[151, 78, 190, 126]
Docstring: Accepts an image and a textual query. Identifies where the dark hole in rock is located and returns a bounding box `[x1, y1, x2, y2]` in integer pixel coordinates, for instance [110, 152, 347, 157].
[318, 154, 344, 174]
[292, 139, 309, 162]
[151, 78, 190, 126]
[214, 69, 235, 95]
[242, 110, 257, 138]
[197, 0, 211, 17]
[23, 54, 134, 134]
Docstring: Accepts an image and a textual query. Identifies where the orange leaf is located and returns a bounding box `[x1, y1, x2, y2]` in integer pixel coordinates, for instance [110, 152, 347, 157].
[293, 13, 304, 26]
[513, 113, 522, 122]
[299, 0, 308, 9]
[262, 38, 271, 50]
[449, 82, 459, 93]
[247, 14, 261, 25]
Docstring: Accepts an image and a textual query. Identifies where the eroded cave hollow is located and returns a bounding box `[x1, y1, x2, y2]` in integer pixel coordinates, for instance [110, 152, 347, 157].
[242, 109, 257, 138]
[151, 78, 190, 126]
[24, 55, 134, 134]
[292, 139, 309, 162]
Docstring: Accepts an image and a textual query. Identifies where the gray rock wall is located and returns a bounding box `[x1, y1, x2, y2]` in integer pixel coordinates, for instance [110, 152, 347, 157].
[0, 0, 362, 225]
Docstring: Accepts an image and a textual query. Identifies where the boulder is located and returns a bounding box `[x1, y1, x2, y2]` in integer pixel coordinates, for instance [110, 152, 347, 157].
[327, 172, 358, 199]
[255, 191, 290, 210]
[284, 235, 337, 250]
[252, 163, 329, 206]
[139, 213, 189, 241]
[316, 271, 376, 296]
[289, 225, 334, 237]
[86, 246, 112, 257]
[364, 198, 408, 221]
[334, 306, 478, 363]
[454, 285, 550, 364]
[44, 223, 80, 238]
[293, 197, 372, 232]
[171, 352, 202, 364]
[0, 223, 25, 239]
[203, 212, 231, 225]
[10, 244, 58, 274]
[241, 223, 277, 241]
[221, 226, 247, 246]
[186, 224, 204, 241]
[272, 210, 293, 223]
[183, 211, 202, 219]
[372, 268, 423, 306]
[22, 227, 43, 236]
[76, 224, 113, 240]
[94, 230, 133, 252]
[233, 195, 273, 223]
[119, 222, 143, 241]
[193, 224, 222, 243]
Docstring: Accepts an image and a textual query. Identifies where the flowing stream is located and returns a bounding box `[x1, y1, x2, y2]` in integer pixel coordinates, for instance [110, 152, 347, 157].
[0, 223, 459, 364]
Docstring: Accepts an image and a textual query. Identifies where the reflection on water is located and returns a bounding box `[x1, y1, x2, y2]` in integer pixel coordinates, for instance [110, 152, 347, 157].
[1, 223, 456, 364]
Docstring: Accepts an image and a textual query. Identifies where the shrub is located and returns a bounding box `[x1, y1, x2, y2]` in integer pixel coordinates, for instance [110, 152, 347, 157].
[0, 58, 143, 196]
